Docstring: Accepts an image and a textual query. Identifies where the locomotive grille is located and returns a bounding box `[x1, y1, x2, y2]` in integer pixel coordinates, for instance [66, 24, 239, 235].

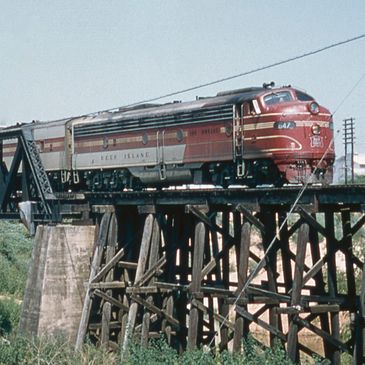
[74, 105, 234, 137]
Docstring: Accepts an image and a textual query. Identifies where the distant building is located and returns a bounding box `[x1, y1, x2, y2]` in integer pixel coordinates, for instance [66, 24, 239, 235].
[333, 153, 365, 183]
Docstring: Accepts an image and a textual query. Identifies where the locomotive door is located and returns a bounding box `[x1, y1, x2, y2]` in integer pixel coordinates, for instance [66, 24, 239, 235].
[156, 130, 166, 180]
[233, 104, 245, 176]
[61, 119, 73, 184]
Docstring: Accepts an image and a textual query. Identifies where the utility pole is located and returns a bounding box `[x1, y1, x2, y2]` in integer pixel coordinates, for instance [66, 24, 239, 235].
[343, 118, 355, 184]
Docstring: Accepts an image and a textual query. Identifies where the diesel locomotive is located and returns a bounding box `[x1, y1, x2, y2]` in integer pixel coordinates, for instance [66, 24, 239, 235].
[2, 83, 335, 191]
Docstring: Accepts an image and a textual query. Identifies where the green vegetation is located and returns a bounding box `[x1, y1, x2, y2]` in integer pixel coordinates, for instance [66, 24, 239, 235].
[0, 335, 116, 365]
[0, 336, 302, 365]
[0, 299, 21, 336]
[0, 221, 33, 337]
[0, 221, 33, 296]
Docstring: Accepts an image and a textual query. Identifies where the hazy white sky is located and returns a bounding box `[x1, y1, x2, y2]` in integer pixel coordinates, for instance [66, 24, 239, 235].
[1, 1, 364, 155]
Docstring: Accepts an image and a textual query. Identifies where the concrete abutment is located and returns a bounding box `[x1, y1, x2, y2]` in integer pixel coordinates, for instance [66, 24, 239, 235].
[19, 224, 95, 342]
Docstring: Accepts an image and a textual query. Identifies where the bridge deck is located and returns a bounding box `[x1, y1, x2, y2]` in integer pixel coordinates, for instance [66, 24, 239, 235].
[72, 184, 365, 211]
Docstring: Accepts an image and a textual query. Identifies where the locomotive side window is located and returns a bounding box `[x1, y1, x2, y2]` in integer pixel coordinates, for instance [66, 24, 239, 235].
[176, 129, 184, 142]
[296, 91, 314, 101]
[263, 91, 292, 105]
[142, 133, 148, 145]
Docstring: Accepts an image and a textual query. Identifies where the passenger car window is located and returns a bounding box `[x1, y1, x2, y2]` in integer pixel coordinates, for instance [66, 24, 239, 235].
[263, 91, 292, 105]
[296, 91, 314, 101]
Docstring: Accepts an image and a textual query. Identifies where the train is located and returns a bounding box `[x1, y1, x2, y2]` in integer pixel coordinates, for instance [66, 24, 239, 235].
[2, 83, 335, 192]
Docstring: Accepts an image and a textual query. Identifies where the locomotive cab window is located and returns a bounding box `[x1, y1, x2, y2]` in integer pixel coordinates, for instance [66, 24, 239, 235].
[248, 100, 261, 115]
[263, 91, 292, 106]
[296, 91, 314, 101]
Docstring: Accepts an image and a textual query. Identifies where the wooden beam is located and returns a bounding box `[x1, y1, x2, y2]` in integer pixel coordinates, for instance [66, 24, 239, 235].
[287, 222, 308, 363]
[236, 205, 265, 234]
[132, 295, 180, 329]
[309, 221, 332, 359]
[94, 289, 129, 312]
[117, 261, 138, 269]
[122, 214, 154, 353]
[141, 216, 161, 346]
[294, 316, 348, 352]
[219, 211, 230, 349]
[91, 247, 125, 283]
[298, 207, 337, 243]
[126, 286, 159, 294]
[192, 299, 235, 331]
[101, 212, 118, 345]
[75, 212, 111, 350]
[260, 210, 282, 347]
[287, 217, 304, 238]
[354, 261, 365, 362]
[235, 305, 286, 341]
[134, 254, 166, 287]
[89, 281, 126, 289]
[275, 304, 340, 314]
[325, 211, 341, 365]
[350, 213, 365, 236]
[187, 221, 205, 350]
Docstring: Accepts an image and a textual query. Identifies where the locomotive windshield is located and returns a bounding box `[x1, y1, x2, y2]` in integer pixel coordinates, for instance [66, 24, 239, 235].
[263, 91, 292, 105]
[296, 91, 314, 101]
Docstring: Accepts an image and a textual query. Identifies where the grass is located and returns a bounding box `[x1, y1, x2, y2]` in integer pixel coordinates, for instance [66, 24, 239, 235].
[0, 335, 300, 365]
[0, 221, 33, 297]
[0, 220, 33, 337]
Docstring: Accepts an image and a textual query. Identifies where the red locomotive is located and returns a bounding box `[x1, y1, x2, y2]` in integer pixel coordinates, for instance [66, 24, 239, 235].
[2, 83, 335, 191]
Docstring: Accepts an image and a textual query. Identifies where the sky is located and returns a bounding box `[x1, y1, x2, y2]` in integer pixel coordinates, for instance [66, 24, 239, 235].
[0, 1, 364, 156]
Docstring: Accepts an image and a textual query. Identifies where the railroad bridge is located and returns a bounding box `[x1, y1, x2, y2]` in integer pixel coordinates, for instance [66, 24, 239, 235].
[1, 128, 365, 363]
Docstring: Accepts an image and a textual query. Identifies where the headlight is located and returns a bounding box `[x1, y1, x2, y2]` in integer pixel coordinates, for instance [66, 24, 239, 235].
[309, 102, 319, 114]
[311, 124, 321, 135]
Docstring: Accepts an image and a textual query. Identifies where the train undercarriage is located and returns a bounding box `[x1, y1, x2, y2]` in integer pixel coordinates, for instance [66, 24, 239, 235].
[44, 158, 332, 193]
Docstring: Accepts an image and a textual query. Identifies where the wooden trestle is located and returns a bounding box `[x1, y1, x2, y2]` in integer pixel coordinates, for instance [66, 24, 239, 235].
[75, 187, 365, 364]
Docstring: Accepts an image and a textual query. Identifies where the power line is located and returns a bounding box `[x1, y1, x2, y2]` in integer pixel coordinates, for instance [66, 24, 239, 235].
[333, 72, 365, 115]
[88, 33, 365, 116]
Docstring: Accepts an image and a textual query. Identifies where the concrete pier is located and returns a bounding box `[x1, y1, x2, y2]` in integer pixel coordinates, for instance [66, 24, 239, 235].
[19, 224, 95, 342]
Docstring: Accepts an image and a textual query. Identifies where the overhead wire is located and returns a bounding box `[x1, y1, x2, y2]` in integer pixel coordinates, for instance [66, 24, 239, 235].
[332, 72, 365, 115]
[85, 33, 365, 117]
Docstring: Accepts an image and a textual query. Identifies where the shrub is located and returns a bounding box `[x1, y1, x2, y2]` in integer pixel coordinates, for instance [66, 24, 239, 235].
[0, 335, 118, 365]
[0, 335, 300, 365]
[0, 298, 21, 336]
[0, 221, 33, 297]
[121, 338, 179, 364]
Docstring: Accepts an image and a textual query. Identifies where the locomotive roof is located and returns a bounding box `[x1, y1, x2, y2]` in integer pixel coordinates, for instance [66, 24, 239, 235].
[69, 86, 274, 136]
[2, 86, 281, 131]
[98, 86, 267, 122]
